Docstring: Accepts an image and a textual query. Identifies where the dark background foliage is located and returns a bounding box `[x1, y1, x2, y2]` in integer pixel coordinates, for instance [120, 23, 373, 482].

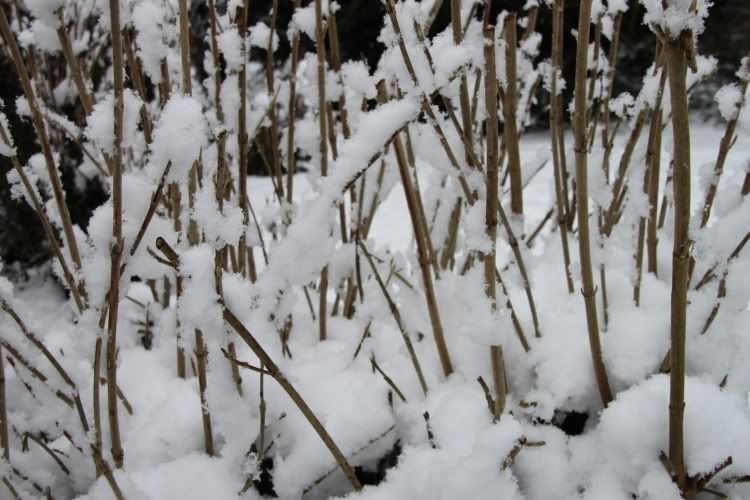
[1, 0, 748, 272]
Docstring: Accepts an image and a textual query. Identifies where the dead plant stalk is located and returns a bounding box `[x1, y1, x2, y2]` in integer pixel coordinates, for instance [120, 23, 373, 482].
[376, 81, 454, 377]
[664, 29, 693, 497]
[484, 25, 507, 419]
[106, 0, 125, 468]
[573, 0, 613, 407]
[314, 0, 330, 342]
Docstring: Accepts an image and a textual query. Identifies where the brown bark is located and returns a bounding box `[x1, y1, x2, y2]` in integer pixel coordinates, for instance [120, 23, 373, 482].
[665, 33, 692, 496]
[573, 0, 613, 407]
[314, 0, 330, 342]
[377, 82, 454, 378]
[483, 26, 507, 419]
[106, 0, 125, 469]
[504, 14, 524, 217]
[550, 0, 575, 294]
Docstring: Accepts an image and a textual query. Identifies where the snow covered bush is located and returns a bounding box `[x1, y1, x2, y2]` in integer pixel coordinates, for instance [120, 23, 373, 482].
[0, 0, 749, 498]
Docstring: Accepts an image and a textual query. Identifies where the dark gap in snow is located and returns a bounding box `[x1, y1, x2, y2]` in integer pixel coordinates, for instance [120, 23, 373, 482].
[553, 410, 589, 436]
[253, 456, 277, 497]
[354, 440, 402, 487]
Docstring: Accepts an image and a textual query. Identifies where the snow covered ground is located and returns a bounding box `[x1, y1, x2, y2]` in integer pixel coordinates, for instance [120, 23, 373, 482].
[4, 120, 750, 499]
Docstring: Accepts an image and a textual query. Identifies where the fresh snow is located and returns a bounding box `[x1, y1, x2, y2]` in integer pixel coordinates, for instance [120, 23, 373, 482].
[1, 1, 750, 500]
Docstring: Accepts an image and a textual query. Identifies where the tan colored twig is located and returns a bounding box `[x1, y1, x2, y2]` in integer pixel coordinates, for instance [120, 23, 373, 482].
[314, 0, 330, 342]
[665, 28, 694, 496]
[236, 0, 253, 279]
[0, 344, 8, 461]
[105, 0, 126, 468]
[573, 0, 613, 407]
[699, 74, 749, 227]
[222, 307, 362, 491]
[503, 13, 524, 217]
[376, 81, 454, 377]
[287, 0, 302, 202]
[358, 241, 429, 395]
[549, 0, 575, 294]
[483, 25, 507, 419]
[635, 61, 667, 304]
[370, 354, 407, 403]
[497, 204, 540, 339]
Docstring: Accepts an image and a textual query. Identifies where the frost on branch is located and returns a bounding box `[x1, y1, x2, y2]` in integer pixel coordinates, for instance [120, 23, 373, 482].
[150, 95, 208, 183]
[640, 0, 712, 38]
[84, 90, 142, 155]
[715, 83, 744, 122]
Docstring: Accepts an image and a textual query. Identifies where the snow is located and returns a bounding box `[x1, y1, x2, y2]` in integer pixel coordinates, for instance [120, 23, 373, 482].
[178, 244, 223, 335]
[608, 0, 630, 14]
[341, 61, 376, 100]
[738, 56, 750, 82]
[290, 4, 318, 40]
[0, 104, 14, 158]
[132, 1, 167, 80]
[15, 96, 31, 119]
[249, 22, 278, 52]
[715, 83, 744, 121]
[5, 117, 750, 499]
[84, 90, 142, 155]
[640, 0, 712, 38]
[3, 2, 750, 499]
[149, 95, 208, 184]
[610, 92, 635, 117]
[193, 184, 245, 249]
[29, 20, 61, 52]
[217, 27, 243, 71]
[23, 0, 63, 28]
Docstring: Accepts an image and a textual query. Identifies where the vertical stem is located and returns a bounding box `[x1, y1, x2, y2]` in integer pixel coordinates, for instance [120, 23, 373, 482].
[265, 0, 284, 200]
[637, 65, 667, 300]
[647, 112, 664, 275]
[159, 57, 171, 108]
[122, 28, 153, 144]
[497, 204, 541, 338]
[314, 0, 329, 342]
[595, 11, 623, 325]
[555, 0, 571, 225]
[550, 0, 575, 294]
[287, 0, 302, 203]
[208, 0, 241, 397]
[237, 1, 250, 278]
[56, 12, 93, 114]
[0, 345, 8, 461]
[327, 7, 350, 140]
[699, 78, 749, 227]
[450, 0, 476, 169]
[377, 83, 454, 377]
[600, 12, 623, 173]
[107, 0, 125, 468]
[404, 125, 440, 278]
[504, 13, 523, 218]
[194, 329, 214, 455]
[93, 320, 104, 476]
[175, 273, 186, 378]
[573, 0, 613, 407]
[665, 33, 691, 495]
[484, 26, 506, 419]
[179, 0, 214, 456]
